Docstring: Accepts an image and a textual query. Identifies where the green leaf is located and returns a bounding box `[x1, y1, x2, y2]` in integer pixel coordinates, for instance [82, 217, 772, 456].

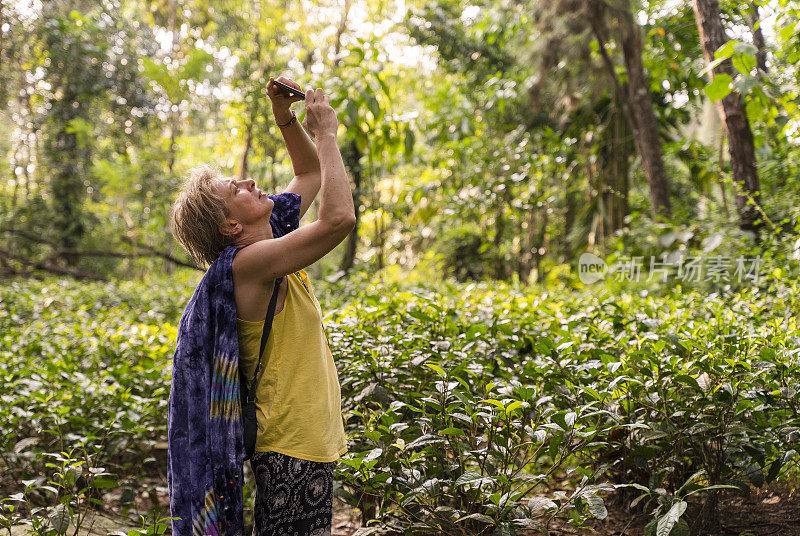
[714, 40, 736, 60]
[671, 519, 691, 536]
[404, 126, 415, 157]
[581, 386, 603, 401]
[676, 470, 706, 495]
[425, 363, 446, 377]
[615, 482, 651, 493]
[732, 53, 756, 75]
[552, 411, 576, 430]
[91, 477, 118, 489]
[586, 493, 607, 519]
[454, 471, 494, 487]
[684, 484, 741, 497]
[705, 73, 733, 101]
[456, 512, 494, 524]
[363, 448, 382, 463]
[746, 464, 764, 487]
[49, 504, 71, 535]
[493, 522, 515, 536]
[548, 433, 561, 459]
[374, 73, 391, 101]
[346, 99, 359, 126]
[484, 399, 505, 409]
[700, 56, 728, 76]
[565, 411, 576, 427]
[505, 401, 523, 414]
[527, 496, 558, 511]
[779, 22, 798, 42]
[745, 94, 766, 119]
[409, 309, 433, 322]
[179, 49, 213, 81]
[351, 47, 365, 61]
[656, 500, 687, 536]
[365, 92, 381, 118]
[355, 130, 368, 152]
[733, 42, 758, 57]
[351, 528, 382, 536]
[674, 374, 701, 391]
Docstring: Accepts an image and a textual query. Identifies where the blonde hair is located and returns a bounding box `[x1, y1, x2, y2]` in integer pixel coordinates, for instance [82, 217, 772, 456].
[168, 163, 235, 269]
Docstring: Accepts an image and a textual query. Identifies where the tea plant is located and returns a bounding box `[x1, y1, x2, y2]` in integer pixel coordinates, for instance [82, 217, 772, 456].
[2, 266, 799, 535]
[324, 276, 800, 533]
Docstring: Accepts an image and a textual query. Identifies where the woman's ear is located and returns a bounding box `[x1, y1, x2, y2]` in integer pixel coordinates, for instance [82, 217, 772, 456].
[219, 219, 240, 237]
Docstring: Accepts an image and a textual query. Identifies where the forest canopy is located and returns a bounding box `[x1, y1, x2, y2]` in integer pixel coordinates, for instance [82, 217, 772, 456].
[1, 0, 798, 284]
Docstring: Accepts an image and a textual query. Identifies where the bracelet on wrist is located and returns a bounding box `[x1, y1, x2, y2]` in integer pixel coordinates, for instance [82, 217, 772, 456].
[277, 111, 297, 128]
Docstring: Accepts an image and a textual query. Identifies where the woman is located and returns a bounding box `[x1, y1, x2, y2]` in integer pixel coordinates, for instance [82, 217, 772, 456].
[168, 77, 356, 536]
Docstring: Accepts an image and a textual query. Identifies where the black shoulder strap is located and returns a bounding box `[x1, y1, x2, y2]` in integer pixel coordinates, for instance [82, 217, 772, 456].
[245, 277, 282, 404]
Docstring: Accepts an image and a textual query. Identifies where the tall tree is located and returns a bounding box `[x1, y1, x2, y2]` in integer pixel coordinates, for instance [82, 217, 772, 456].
[588, 0, 672, 218]
[339, 139, 362, 273]
[598, 96, 633, 234]
[692, 0, 763, 232]
[746, 1, 768, 73]
[38, 1, 112, 266]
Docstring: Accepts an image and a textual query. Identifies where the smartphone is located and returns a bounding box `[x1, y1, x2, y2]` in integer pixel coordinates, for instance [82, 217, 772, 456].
[273, 80, 305, 99]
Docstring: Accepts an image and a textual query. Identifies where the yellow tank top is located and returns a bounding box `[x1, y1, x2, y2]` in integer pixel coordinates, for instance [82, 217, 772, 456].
[236, 269, 348, 462]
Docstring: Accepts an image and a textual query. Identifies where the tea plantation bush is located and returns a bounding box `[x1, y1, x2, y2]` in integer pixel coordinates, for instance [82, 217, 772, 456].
[1, 269, 799, 535]
[0, 273, 194, 535]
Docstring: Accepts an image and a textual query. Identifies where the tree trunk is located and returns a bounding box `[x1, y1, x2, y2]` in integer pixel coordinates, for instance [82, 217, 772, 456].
[585, 143, 601, 248]
[717, 133, 730, 218]
[167, 0, 179, 175]
[519, 169, 550, 284]
[340, 139, 362, 273]
[617, 3, 672, 218]
[493, 197, 505, 278]
[47, 107, 88, 267]
[10, 64, 27, 216]
[602, 98, 631, 233]
[532, 208, 548, 284]
[747, 2, 767, 73]
[239, 104, 257, 180]
[330, 0, 353, 69]
[589, 4, 672, 218]
[374, 194, 383, 271]
[693, 0, 763, 232]
[493, 178, 514, 279]
[265, 148, 277, 192]
[562, 176, 579, 260]
[10, 145, 19, 215]
[0, 2, 4, 62]
[240, 33, 270, 181]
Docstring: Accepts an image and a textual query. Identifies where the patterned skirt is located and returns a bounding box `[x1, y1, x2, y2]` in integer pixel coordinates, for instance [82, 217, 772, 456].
[249, 451, 335, 536]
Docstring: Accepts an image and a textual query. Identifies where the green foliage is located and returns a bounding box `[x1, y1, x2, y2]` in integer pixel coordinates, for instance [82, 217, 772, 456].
[703, 73, 733, 102]
[2, 259, 800, 532]
[4, 0, 800, 285]
[0, 275, 186, 527]
[322, 268, 800, 532]
[434, 222, 504, 282]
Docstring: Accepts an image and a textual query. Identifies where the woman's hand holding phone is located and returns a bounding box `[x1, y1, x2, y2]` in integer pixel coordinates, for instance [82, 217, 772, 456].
[267, 76, 305, 102]
[267, 76, 305, 124]
[302, 88, 339, 143]
[267, 76, 338, 141]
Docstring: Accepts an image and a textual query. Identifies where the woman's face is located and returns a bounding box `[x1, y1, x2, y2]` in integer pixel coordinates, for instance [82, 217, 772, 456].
[213, 177, 274, 234]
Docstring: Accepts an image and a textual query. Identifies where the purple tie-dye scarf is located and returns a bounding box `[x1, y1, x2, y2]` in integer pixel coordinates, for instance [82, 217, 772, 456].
[167, 191, 301, 536]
